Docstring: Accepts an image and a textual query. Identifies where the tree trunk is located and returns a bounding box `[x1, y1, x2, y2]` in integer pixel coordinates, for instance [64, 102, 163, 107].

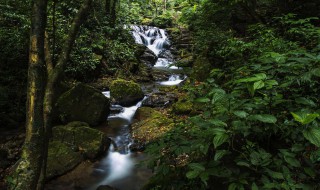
[39, 0, 93, 189]
[9, 1, 93, 189]
[8, 0, 48, 189]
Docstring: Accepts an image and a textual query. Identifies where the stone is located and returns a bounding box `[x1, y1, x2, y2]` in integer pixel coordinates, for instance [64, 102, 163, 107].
[142, 92, 178, 108]
[158, 50, 174, 62]
[56, 83, 110, 126]
[110, 79, 144, 106]
[46, 141, 82, 179]
[140, 48, 157, 66]
[172, 100, 193, 115]
[47, 122, 111, 179]
[52, 122, 110, 159]
[131, 107, 174, 148]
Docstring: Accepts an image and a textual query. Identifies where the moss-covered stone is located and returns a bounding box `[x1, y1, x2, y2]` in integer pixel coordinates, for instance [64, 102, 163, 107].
[46, 141, 82, 179]
[56, 83, 110, 126]
[52, 122, 110, 159]
[46, 122, 111, 179]
[110, 79, 144, 106]
[132, 107, 174, 145]
[192, 56, 213, 82]
[172, 100, 193, 115]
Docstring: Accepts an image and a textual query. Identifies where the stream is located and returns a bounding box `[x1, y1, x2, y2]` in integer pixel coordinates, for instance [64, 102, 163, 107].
[46, 25, 185, 190]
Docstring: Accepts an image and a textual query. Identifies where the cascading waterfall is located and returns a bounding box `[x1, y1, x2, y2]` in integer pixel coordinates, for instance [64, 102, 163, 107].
[88, 97, 149, 190]
[130, 25, 186, 85]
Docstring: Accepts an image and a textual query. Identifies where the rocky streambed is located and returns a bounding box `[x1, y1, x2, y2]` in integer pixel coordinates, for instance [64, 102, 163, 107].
[0, 25, 192, 190]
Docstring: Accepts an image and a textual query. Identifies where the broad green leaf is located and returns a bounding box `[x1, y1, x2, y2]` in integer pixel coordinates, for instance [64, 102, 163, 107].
[236, 161, 250, 167]
[233, 111, 248, 118]
[209, 119, 228, 127]
[253, 80, 265, 90]
[303, 127, 320, 147]
[228, 183, 238, 190]
[214, 150, 229, 161]
[211, 127, 226, 135]
[188, 163, 205, 172]
[213, 133, 229, 148]
[195, 97, 210, 103]
[291, 112, 319, 125]
[265, 169, 284, 179]
[304, 167, 316, 178]
[236, 73, 267, 83]
[252, 183, 259, 190]
[249, 114, 277, 123]
[284, 156, 301, 167]
[200, 172, 209, 186]
[186, 170, 200, 179]
[295, 97, 316, 107]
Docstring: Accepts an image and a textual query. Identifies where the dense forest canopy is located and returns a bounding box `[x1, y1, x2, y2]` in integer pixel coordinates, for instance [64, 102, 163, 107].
[0, 0, 320, 189]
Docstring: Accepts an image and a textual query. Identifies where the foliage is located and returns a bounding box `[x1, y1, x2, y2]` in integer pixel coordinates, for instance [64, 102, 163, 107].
[145, 1, 320, 189]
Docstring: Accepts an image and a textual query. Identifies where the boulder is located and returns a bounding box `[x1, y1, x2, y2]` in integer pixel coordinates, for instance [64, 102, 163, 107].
[52, 122, 110, 159]
[142, 92, 178, 108]
[47, 122, 111, 179]
[131, 107, 174, 151]
[56, 83, 110, 126]
[46, 140, 82, 179]
[158, 50, 174, 62]
[172, 100, 193, 115]
[140, 48, 157, 66]
[110, 79, 144, 106]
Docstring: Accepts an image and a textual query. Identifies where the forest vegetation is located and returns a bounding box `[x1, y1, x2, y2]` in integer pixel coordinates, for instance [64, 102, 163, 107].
[0, 0, 320, 189]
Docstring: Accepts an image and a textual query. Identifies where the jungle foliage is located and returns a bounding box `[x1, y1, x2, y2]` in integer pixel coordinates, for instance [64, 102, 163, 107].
[144, 0, 320, 189]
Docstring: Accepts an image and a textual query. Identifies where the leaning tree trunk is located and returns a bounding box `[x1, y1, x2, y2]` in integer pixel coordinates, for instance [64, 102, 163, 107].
[38, 0, 93, 189]
[8, 0, 48, 189]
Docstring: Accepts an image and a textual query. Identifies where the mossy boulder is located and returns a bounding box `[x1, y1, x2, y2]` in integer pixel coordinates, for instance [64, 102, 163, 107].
[46, 140, 82, 179]
[192, 56, 213, 82]
[131, 107, 174, 150]
[110, 79, 144, 106]
[56, 83, 110, 126]
[46, 122, 111, 179]
[172, 100, 193, 115]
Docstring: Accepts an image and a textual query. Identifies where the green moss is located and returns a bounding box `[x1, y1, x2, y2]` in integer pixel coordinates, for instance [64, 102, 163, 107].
[46, 140, 82, 179]
[172, 100, 193, 115]
[110, 79, 144, 106]
[56, 83, 110, 126]
[132, 107, 173, 144]
[52, 121, 109, 159]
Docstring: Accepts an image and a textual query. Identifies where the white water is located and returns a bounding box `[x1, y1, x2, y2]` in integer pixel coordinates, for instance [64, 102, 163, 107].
[159, 75, 185, 86]
[89, 97, 147, 189]
[130, 25, 184, 84]
[98, 145, 134, 185]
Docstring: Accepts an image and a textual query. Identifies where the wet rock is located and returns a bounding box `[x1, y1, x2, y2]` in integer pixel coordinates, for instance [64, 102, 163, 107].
[132, 107, 174, 145]
[172, 99, 193, 115]
[110, 79, 144, 106]
[56, 83, 110, 126]
[176, 55, 193, 67]
[47, 141, 83, 179]
[140, 48, 157, 66]
[158, 50, 174, 62]
[47, 122, 111, 179]
[142, 92, 178, 108]
[52, 122, 111, 159]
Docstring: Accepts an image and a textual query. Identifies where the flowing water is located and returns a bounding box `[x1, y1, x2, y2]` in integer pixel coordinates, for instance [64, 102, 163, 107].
[46, 25, 185, 190]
